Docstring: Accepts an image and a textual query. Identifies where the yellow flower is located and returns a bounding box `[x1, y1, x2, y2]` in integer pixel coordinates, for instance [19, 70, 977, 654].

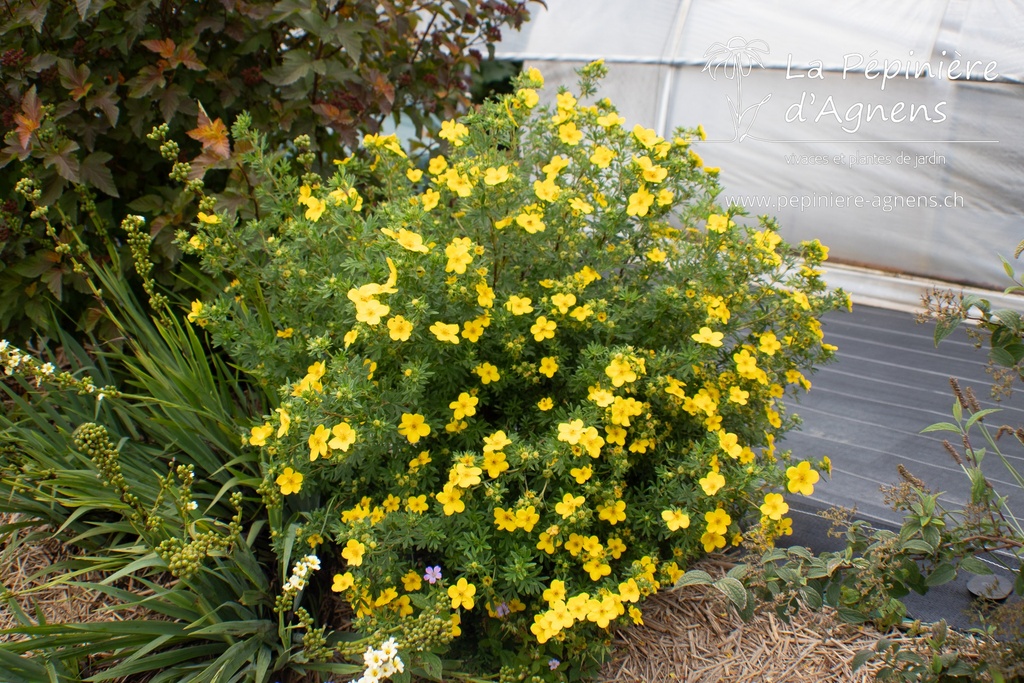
[760, 493, 789, 521]
[632, 124, 662, 148]
[436, 483, 465, 515]
[517, 87, 539, 107]
[249, 424, 274, 447]
[536, 533, 556, 554]
[556, 92, 577, 111]
[610, 396, 643, 427]
[662, 509, 690, 531]
[597, 112, 625, 127]
[428, 155, 448, 175]
[342, 539, 366, 566]
[331, 572, 354, 592]
[556, 493, 585, 518]
[494, 507, 518, 531]
[550, 292, 576, 314]
[482, 430, 512, 453]
[786, 461, 820, 496]
[420, 188, 440, 211]
[700, 531, 726, 552]
[398, 413, 431, 444]
[605, 357, 637, 387]
[445, 170, 474, 197]
[448, 392, 479, 421]
[588, 385, 615, 406]
[276, 408, 290, 437]
[328, 422, 356, 452]
[304, 197, 327, 222]
[474, 362, 500, 384]
[530, 316, 556, 342]
[728, 386, 749, 405]
[308, 424, 330, 461]
[406, 167, 423, 182]
[634, 155, 667, 183]
[646, 247, 667, 263]
[537, 397, 554, 411]
[566, 465, 590, 484]
[476, 282, 495, 308]
[699, 470, 726, 496]
[704, 509, 732, 535]
[538, 356, 559, 377]
[275, 467, 303, 495]
[542, 155, 570, 177]
[598, 500, 627, 524]
[276, 327, 294, 339]
[430, 321, 460, 344]
[706, 214, 731, 233]
[438, 119, 469, 146]
[187, 300, 205, 324]
[505, 295, 534, 315]
[511, 210, 544, 235]
[515, 505, 540, 531]
[461, 318, 485, 343]
[387, 315, 413, 342]
[406, 495, 428, 513]
[536, 178, 561, 201]
[557, 419, 585, 445]
[569, 197, 594, 214]
[657, 188, 674, 206]
[605, 425, 626, 446]
[759, 331, 782, 356]
[449, 463, 482, 488]
[196, 211, 220, 224]
[482, 451, 509, 478]
[579, 426, 605, 458]
[589, 145, 616, 168]
[484, 165, 510, 185]
[381, 227, 430, 253]
[445, 237, 474, 273]
[626, 186, 654, 217]
[543, 580, 566, 605]
[691, 326, 724, 347]
[558, 121, 584, 145]
[448, 578, 476, 610]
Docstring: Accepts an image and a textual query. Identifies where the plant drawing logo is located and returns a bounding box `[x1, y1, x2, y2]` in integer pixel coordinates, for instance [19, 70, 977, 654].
[702, 37, 772, 142]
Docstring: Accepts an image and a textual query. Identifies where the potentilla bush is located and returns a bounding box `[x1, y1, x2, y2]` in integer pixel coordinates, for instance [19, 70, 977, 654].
[176, 62, 844, 680]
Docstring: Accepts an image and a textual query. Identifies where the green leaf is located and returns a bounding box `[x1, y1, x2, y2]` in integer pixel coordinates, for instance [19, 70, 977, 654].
[263, 50, 313, 86]
[965, 408, 1001, 429]
[994, 308, 1023, 332]
[713, 576, 748, 611]
[900, 539, 935, 554]
[1001, 254, 1016, 280]
[75, 0, 91, 19]
[418, 652, 443, 681]
[958, 555, 992, 576]
[921, 422, 961, 434]
[933, 315, 963, 346]
[851, 649, 874, 671]
[675, 570, 713, 588]
[80, 152, 119, 197]
[42, 139, 81, 182]
[925, 562, 956, 587]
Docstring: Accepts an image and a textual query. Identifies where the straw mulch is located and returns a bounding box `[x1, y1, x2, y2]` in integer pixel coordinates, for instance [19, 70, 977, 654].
[0, 513, 155, 640]
[601, 560, 983, 683]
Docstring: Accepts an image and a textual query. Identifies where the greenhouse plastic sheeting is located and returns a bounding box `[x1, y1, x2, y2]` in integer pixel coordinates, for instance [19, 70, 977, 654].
[497, 0, 1024, 289]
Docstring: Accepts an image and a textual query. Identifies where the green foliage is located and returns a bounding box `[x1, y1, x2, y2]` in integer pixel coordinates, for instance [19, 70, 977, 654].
[0, 0, 536, 338]
[1, 63, 844, 681]
[684, 380, 1024, 682]
[167, 63, 842, 678]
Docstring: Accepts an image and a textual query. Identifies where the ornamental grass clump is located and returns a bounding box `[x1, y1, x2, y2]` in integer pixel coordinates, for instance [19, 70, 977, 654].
[179, 63, 841, 678]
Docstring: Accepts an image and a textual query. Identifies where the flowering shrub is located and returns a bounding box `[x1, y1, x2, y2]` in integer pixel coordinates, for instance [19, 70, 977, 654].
[171, 62, 843, 679]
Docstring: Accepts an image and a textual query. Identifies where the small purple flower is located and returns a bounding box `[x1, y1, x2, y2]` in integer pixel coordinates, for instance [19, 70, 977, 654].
[548, 658, 560, 670]
[424, 566, 442, 584]
[495, 602, 510, 617]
